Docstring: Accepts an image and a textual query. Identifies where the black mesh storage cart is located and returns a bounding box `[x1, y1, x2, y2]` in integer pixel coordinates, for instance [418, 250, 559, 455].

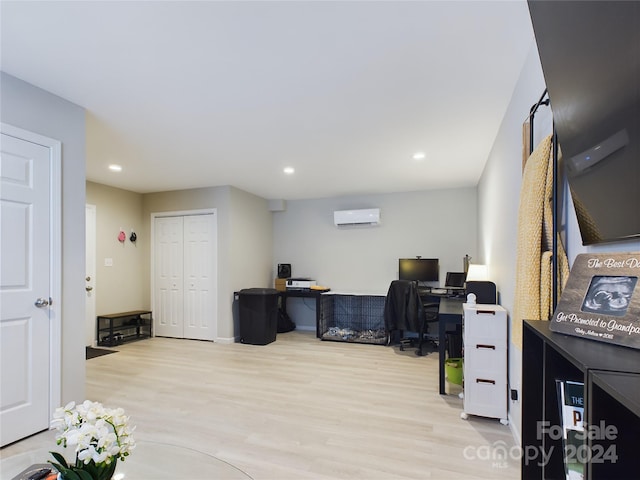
[238, 288, 279, 345]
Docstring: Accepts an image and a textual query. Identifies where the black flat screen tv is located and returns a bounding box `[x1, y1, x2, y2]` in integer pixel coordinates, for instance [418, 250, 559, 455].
[528, 0, 640, 245]
[398, 258, 439, 282]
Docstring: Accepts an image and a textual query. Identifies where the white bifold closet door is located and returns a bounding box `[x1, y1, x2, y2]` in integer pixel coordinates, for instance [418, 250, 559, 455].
[154, 214, 217, 341]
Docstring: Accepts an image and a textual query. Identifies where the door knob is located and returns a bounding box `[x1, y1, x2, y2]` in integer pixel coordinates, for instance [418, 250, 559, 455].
[35, 298, 50, 307]
[86, 286, 94, 292]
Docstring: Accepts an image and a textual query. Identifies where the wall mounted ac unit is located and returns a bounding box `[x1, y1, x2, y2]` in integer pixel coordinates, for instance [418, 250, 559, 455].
[333, 208, 380, 226]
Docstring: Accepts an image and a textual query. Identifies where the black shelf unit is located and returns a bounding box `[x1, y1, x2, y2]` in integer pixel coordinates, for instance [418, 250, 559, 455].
[97, 310, 152, 346]
[522, 320, 640, 479]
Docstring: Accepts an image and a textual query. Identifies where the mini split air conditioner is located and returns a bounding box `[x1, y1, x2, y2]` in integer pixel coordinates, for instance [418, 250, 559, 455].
[333, 208, 380, 226]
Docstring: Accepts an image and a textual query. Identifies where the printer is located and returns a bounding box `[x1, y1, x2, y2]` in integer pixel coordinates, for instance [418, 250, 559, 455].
[286, 278, 317, 290]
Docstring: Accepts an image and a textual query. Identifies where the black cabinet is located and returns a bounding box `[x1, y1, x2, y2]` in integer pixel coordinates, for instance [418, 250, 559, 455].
[522, 320, 640, 479]
[97, 310, 152, 346]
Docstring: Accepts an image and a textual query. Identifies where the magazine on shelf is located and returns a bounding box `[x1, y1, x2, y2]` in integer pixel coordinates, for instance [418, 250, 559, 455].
[556, 380, 585, 480]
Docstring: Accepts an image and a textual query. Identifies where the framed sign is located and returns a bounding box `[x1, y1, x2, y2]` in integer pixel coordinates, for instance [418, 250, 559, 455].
[550, 253, 640, 349]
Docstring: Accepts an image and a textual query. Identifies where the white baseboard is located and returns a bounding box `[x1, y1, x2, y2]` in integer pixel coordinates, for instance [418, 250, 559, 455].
[508, 412, 521, 447]
[215, 336, 237, 344]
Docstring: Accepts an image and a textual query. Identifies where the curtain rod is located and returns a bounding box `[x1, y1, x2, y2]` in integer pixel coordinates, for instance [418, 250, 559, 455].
[530, 88, 550, 115]
[529, 88, 550, 155]
[524, 88, 550, 127]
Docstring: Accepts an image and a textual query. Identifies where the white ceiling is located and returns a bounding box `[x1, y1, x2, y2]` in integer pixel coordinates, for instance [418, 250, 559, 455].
[1, 1, 535, 200]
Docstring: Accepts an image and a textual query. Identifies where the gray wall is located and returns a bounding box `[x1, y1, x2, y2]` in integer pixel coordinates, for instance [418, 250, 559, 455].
[86, 182, 148, 318]
[1, 72, 86, 404]
[478, 43, 547, 442]
[92, 183, 474, 335]
[228, 187, 274, 336]
[85, 183, 274, 342]
[273, 188, 477, 329]
[479, 42, 640, 443]
[142, 185, 273, 341]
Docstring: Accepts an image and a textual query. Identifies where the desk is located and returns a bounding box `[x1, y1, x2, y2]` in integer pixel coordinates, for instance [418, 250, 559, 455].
[438, 297, 464, 395]
[1, 441, 251, 480]
[278, 289, 325, 337]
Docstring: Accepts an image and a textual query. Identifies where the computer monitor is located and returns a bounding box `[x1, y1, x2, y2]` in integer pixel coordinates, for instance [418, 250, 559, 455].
[398, 258, 439, 282]
[445, 272, 467, 288]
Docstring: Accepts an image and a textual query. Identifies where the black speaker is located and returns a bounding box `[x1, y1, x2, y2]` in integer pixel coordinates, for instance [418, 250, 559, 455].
[277, 263, 291, 278]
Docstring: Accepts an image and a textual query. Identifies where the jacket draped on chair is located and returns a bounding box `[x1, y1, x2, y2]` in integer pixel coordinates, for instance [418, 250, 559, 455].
[384, 280, 424, 333]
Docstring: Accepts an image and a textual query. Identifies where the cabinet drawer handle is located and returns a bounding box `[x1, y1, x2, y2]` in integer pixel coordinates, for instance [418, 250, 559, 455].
[476, 378, 496, 385]
[476, 344, 496, 350]
[477, 310, 496, 315]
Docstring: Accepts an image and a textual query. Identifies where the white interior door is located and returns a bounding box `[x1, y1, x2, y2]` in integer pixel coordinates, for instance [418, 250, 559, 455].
[183, 214, 216, 341]
[85, 204, 96, 347]
[153, 213, 217, 340]
[0, 132, 52, 446]
[154, 216, 184, 338]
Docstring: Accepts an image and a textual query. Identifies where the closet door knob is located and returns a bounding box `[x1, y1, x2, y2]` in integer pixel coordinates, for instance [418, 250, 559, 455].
[35, 297, 50, 307]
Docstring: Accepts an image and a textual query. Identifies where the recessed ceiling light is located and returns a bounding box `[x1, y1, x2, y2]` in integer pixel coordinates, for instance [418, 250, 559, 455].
[108, 164, 123, 172]
[412, 152, 426, 161]
[283, 167, 295, 175]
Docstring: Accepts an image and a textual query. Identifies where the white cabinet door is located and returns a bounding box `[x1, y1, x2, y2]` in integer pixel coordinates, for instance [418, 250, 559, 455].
[85, 204, 97, 346]
[154, 216, 185, 338]
[0, 133, 52, 446]
[154, 213, 217, 340]
[183, 214, 216, 341]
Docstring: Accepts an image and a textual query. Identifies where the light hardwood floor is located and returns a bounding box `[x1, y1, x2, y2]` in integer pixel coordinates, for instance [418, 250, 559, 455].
[2, 332, 520, 479]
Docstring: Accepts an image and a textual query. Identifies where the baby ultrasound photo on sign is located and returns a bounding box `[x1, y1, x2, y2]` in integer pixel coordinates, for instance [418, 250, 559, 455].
[582, 276, 638, 317]
[551, 253, 640, 349]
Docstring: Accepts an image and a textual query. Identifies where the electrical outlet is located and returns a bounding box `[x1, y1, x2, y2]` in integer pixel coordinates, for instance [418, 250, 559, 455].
[510, 389, 518, 401]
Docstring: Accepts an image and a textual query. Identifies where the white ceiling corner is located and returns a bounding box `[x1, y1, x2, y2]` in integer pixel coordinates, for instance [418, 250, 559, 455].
[1, 0, 535, 200]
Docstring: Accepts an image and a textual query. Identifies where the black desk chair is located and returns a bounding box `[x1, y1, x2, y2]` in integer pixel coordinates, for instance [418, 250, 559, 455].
[465, 281, 497, 304]
[420, 301, 440, 353]
[383, 280, 438, 356]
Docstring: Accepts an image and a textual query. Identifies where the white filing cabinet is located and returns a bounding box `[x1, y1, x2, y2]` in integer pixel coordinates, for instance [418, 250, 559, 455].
[461, 303, 508, 425]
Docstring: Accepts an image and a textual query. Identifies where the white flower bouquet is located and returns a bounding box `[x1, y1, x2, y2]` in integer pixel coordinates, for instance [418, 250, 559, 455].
[50, 400, 136, 480]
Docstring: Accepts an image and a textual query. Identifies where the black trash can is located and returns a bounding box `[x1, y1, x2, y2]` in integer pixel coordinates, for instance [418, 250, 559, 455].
[239, 288, 279, 345]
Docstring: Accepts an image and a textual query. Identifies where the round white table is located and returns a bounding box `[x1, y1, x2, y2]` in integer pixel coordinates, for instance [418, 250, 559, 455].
[0, 440, 252, 479]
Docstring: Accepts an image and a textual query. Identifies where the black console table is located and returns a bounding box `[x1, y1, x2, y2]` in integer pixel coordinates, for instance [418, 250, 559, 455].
[522, 320, 640, 479]
[279, 290, 386, 344]
[97, 310, 152, 346]
[278, 290, 326, 337]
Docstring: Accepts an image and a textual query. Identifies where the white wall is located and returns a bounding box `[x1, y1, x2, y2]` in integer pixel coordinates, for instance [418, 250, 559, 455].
[1, 72, 86, 405]
[479, 41, 640, 444]
[273, 188, 477, 329]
